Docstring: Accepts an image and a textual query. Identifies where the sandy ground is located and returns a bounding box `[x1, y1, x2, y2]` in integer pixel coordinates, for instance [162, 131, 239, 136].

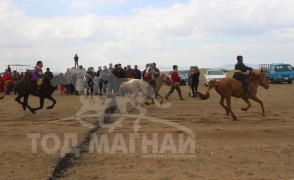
[0, 73, 293, 180]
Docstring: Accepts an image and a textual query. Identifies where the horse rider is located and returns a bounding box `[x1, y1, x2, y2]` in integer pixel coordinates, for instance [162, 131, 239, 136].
[165, 65, 185, 100]
[143, 63, 158, 89]
[153, 63, 160, 79]
[232, 55, 253, 94]
[32, 61, 44, 92]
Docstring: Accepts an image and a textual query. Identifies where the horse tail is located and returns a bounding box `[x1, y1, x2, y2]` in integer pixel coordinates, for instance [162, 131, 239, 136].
[198, 80, 219, 100]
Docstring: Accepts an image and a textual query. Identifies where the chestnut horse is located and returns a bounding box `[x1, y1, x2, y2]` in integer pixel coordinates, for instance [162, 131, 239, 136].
[198, 70, 270, 120]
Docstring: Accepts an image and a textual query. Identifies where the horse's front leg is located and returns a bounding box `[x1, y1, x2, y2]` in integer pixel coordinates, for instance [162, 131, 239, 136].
[30, 97, 45, 114]
[156, 94, 163, 104]
[46, 96, 56, 109]
[250, 96, 265, 116]
[241, 98, 251, 111]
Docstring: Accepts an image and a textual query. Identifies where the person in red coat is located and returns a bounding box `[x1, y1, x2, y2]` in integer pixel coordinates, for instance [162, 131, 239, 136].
[165, 65, 185, 100]
[0, 74, 4, 92]
[3, 70, 12, 94]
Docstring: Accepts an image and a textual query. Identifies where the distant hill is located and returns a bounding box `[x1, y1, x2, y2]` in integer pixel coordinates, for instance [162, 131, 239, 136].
[219, 64, 260, 70]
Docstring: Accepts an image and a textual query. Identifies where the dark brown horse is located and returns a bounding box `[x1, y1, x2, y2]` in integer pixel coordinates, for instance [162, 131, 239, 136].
[0, 75, 59, 114]
[198, 70, 270, 120]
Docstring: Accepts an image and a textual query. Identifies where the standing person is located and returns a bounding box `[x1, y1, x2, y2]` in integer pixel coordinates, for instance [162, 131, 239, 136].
[100, 65, 110, 94]
[116, 64, 127, 92]
[109, 63, 114, 72]
[32, 61, 44, 93]
[86, 67, 95, 95]
[96, 66, 103, 95]
[165, 65, 185, 100]
[134, 65, 141, 79]
[75, 65, 85, 95]
[59, 74, 66, 95]
[107, 63, 115, 94]
[125, 65, 135, 79]
[190, 66, 200, 97]
[0, 74, 4, 93]
[74, 54, 79, 68]
[11, 71, 21, 95]
[65, 68, 74, 95]
[3, 70, 12, 94]
[45, 68, 53, 80]
[232, 55, 253, 94]
[7, 65, 11, 73]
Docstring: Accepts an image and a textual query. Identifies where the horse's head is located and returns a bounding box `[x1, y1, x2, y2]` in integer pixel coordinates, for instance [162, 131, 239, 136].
[249, 70, 270, 89]
[159, 73, 172, 86]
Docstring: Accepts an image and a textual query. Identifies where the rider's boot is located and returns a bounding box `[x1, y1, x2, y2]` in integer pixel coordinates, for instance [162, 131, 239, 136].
[178, 90, 185, 100]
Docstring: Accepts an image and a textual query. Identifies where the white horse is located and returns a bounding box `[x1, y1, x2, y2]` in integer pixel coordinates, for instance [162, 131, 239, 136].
[119, 78, 168, 107]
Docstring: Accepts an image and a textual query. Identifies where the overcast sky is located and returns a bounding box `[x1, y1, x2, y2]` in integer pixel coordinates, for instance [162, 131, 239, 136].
[1, 0, 294, 72]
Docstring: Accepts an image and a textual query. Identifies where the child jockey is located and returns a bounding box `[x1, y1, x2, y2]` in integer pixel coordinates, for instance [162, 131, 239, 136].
[32, 61, 44, 92]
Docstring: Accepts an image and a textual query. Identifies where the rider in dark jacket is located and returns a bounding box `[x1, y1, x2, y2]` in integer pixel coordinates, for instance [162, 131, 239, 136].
[232, 56, 253, 93]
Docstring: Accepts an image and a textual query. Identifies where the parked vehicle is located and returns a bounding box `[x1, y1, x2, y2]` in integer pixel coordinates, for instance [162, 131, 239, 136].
[204, 69, 226, 86]
[259, 63, 294, 84]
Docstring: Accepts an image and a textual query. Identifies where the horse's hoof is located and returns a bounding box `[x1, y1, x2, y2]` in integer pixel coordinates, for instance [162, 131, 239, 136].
[262, 113, 265, 116]
[30, 110, 36, 114]
[46, 106, 53, 109]
[144, 102, 150, 105]
[232, 118, 238, 121]
[241, 108, 247, 111]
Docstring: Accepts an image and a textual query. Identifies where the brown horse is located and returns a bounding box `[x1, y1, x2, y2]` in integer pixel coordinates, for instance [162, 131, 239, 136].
[154, 74, 172, 99]
[198, 70, 270, 120]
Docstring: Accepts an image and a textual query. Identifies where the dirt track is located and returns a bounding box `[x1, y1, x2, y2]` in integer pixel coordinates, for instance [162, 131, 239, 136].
[0, 76, 293, 179]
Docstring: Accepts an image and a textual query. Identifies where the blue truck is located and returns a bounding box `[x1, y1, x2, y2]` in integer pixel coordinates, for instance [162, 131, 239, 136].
[260, 63, 294, 84]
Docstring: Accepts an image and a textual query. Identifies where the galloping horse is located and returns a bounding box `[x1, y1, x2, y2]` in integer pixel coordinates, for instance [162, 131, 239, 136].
[119, 74, 171, 106]
[0, 75, 59, 114]
[198, 70, 270, 120]
[154, 74, 172, 98]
